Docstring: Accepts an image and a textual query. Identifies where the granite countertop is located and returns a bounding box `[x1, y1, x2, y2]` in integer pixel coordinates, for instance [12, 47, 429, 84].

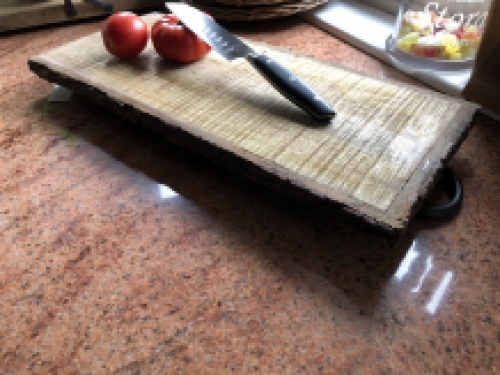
[1, 14, 499, 374]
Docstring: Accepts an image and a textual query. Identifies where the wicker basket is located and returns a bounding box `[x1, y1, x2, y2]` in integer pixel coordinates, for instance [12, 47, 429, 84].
[209, 0, 294, 4]
[210, 0, 294, 4]
[185, 0, 329, 21]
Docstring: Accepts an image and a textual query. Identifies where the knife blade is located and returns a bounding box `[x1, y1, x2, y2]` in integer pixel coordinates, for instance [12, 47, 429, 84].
[166, 2, 335, 122]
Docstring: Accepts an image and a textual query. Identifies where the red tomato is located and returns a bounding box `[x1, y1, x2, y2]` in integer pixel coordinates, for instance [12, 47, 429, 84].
[102, 12, 148, 59]
[151, 14, 211, 63]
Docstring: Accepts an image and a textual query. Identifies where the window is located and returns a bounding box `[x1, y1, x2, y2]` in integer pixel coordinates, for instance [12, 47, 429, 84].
[301, 0, 492, 98]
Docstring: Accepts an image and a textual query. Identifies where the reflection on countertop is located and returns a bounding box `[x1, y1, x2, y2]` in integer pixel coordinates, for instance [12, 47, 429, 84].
[1, 15, 499, 374]
[390, 240, 454, 315]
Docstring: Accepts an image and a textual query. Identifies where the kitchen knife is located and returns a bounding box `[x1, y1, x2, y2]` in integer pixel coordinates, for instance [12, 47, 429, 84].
[166, 2, 335, 122]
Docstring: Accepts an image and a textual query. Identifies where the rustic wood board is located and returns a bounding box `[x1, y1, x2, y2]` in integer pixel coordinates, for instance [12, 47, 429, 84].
[28, 14, 478, 236]
[0, 0, 163, 33]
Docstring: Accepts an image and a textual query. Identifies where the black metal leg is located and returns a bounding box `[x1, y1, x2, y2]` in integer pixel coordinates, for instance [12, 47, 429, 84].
[64, 0, 114, 18]
[83, 0, 114, 13]
[64, 0, 78, 18]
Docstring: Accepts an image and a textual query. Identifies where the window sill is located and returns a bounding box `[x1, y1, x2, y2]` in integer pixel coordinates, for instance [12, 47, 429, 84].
[300, 0, 472, 98]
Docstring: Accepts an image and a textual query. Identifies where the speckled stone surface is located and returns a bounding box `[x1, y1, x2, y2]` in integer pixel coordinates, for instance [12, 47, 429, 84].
[1, 14, 499, 375]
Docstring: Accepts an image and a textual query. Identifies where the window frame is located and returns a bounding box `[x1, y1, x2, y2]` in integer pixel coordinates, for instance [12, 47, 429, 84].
[300, 0, 473, 97]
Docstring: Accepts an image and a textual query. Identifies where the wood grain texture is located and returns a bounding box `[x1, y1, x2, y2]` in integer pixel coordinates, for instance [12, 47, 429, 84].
[28, 14, 478, 236]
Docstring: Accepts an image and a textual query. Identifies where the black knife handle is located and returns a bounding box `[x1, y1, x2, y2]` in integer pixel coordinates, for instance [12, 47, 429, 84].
[247, 53, 335, 122]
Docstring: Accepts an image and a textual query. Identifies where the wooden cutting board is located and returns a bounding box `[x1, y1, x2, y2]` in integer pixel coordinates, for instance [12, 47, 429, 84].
[28, 13, 478, 236]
